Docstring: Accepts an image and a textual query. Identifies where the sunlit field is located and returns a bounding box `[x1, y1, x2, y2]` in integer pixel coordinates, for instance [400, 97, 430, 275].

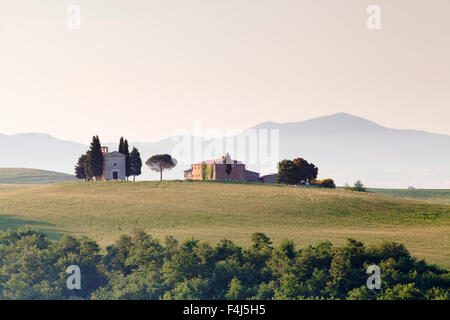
[369, 188, 450, 205]
[0, 181, 448, 267]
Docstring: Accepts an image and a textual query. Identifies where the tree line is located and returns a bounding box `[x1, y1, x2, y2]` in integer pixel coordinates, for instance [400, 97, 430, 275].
[75, 135, 177, 181]
[0, 230, 447, 300]
[74, 141, 363, 187]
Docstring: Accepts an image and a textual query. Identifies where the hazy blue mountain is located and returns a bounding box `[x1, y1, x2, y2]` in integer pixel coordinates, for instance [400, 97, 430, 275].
[1, 113, 449, 188]
[0, 133, 87, 175]
[248, 113, 450, 188]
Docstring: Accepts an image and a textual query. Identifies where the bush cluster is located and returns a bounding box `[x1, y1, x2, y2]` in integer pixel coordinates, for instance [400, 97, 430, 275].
[310, 178, 336, 189]
[0, 230, 448, 300]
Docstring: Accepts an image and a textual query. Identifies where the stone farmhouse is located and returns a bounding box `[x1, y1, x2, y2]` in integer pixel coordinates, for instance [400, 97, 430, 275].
[100, 147, 126, 181]
[184, 154, 260, 182]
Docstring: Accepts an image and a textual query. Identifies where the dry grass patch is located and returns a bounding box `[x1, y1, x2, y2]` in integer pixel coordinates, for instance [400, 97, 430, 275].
[0, 180, 448, 267]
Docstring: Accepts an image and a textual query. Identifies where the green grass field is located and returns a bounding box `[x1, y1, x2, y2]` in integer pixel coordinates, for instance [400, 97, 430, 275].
[0, 181, 448, 267]
[0, 168, 78, 185]
[369, 188, 450, 205]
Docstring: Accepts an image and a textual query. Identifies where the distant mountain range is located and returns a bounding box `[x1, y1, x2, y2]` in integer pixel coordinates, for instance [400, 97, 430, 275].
[1, 113, 449, 188]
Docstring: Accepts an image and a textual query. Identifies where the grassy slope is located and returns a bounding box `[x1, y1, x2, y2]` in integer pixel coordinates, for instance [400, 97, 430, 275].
[369, 188, 450, 205]
[0, 181, 448, 267]
[0, 184, 37, 194]
[0, 168, 78, 185]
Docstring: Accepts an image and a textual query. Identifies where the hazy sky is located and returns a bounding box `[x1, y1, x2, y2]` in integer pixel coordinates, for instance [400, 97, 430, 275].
[1, 0, 449, 143]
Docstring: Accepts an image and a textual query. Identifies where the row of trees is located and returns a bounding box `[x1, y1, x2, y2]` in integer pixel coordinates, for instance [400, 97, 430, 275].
[0, 230, 447, 300]
[118, 137, 143, 181]
[74, 136, 147, 182]
[74, 136, 179, 182]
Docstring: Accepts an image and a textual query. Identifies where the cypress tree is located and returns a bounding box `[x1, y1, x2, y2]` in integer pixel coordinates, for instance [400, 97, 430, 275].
[201, 164, 207, 180]
[88, 136, 104, 180]
[118, 137, 131, 180]
[124, 139, 131, 180]
[224, 153, 232, 180]
[129, 147, 142, 181]
[75, 154, 87, 181]
[84, 151, 93, 181]
[118, 137, 125, 154]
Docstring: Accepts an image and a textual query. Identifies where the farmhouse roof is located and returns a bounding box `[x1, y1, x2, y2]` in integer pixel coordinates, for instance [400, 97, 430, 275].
[193, 158, 243, 165]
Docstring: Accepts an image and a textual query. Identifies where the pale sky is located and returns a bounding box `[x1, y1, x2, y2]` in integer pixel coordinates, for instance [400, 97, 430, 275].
[1, 0, 449, 143]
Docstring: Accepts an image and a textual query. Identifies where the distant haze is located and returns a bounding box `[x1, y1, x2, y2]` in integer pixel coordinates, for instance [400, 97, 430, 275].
[1, 0, 450, 143]
[1, 113, 449, 188]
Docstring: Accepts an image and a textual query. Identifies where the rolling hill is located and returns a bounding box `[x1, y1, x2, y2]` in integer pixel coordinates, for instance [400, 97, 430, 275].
[0, 132, 87, 175]
[0, 181, 448, 267]
[1, 113, 449, 188]
[369, 188, 450, 205]
[0, 168, 78, 184]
